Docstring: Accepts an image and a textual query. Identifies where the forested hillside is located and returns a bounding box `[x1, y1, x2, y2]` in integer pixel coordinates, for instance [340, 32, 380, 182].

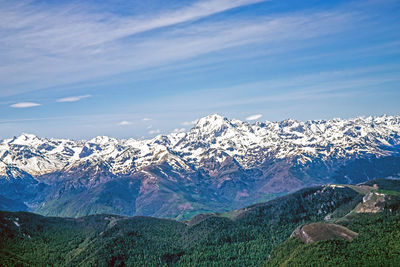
[265, 213, 400, 266]
[1, 179, 399, 266]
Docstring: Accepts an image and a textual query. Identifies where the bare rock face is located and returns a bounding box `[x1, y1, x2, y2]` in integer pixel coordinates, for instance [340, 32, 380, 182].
[291, 222, 358, 244]
[353, 189, 400, 214]
[354, 192, 387, 213]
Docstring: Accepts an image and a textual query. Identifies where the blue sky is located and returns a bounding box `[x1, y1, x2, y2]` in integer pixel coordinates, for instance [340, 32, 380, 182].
[1, 0, 399, 139]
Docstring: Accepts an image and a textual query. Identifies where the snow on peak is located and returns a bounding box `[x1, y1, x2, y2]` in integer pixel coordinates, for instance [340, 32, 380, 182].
[89, 136, 117, 145]
[10, 133, 43, 147]
[195, 114, 229, 128]
[19, 133, 38, 139]
[0, 114, 399, 176]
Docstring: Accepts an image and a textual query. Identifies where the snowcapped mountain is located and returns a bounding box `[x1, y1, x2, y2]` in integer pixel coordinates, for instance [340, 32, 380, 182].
[1, 114, 400, 176]
[1, 114, 400, 218]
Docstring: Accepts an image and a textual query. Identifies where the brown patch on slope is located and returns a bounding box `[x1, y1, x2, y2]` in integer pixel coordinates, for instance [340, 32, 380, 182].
[353, 192, 387, 213]
[291, 222, 358, 244]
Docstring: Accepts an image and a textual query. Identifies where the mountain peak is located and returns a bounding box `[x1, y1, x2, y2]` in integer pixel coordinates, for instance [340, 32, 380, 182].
[89, 136, 116, 144]
[19, 133, 38, 139]
[10, 133, 41, 145]
[1, 114, 400, 176]
[195, 114, 230, 128]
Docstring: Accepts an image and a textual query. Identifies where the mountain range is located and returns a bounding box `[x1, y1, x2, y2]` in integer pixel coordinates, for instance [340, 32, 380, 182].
[1, 114, 400, 218]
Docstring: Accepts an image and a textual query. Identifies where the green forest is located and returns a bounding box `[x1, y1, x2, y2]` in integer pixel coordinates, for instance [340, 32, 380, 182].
[266, 213, 400, 266]
[1, 179, 400, 266]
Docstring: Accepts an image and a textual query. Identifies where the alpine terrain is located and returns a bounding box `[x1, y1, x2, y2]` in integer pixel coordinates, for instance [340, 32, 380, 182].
[1, 114, 400, 219]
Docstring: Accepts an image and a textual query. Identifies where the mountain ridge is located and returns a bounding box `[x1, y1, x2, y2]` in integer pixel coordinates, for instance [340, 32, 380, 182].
[1, 114, 400, 218]
[1, 114, 399, 176]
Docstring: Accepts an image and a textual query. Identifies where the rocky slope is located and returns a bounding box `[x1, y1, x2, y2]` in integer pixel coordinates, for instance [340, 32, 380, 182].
[291, 222, 358, 244]
[1, 114, 400, 218]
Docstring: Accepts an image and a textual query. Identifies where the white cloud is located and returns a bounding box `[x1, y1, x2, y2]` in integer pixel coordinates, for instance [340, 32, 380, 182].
[10, 102, 41, 108]
[56, 94, 91, 103]
[182, 120, 198, 126]
[148, 129, 161, 135]
[184, 66, 400, 110]
[0, 1, 353, 97]
[142, 118, 151, 121]
[246, 114, 262, 121]
[118, 121, 132, 126]
[147, 125, 153, 129]
[173, 128, 186, 133]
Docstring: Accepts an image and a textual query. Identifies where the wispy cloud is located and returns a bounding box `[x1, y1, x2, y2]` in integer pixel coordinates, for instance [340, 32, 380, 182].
[142, 118, 151, 121]
[150, 65, 400, 112]
[1, 1, 398, 139]
[182, 120, 198, 126]
[10, 102, 41, 108]
[118, 121, 132, 126]
[148, 129, 161, 135]
[0, 1, 353, 97]
[246, 114, 262, 121]
[56, 95, 91, 103]
[173, 128, 186, 133]
[2, 0, 267, 54]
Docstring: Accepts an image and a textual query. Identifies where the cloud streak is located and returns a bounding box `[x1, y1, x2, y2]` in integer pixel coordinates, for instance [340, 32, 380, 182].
[118, 121, 132, 126]
[173, 128, 186, 133]
[56, 95, 91, 103]
[1, 0, 267, 53]
[182, 120, 198, 126]
[148, 129, 161, 135]
[0, 1, 353, 97]
[150, 65, 400, 111]
[10, 102, 41, 108]
[246, 114, 262, 121]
